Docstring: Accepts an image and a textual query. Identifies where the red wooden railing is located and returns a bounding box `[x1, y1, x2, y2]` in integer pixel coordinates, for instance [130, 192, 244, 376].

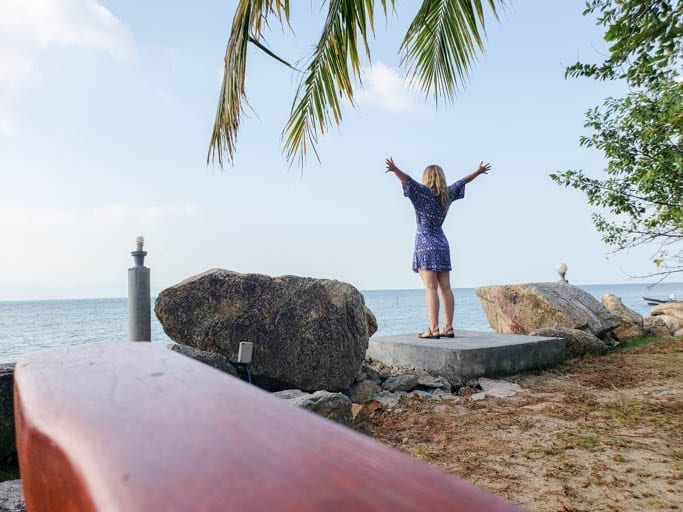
[14, 343, 525, 511]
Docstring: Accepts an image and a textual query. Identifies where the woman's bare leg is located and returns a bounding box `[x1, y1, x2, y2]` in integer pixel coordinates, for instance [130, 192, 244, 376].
[419, 269, 440, 333]
[437, 271, 454, 331]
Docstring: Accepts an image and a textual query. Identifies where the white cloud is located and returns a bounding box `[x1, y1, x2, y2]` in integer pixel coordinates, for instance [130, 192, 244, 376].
[0, 0, 135, 60]
[356, 62, 424, 113]
[0, 0, 136, 132]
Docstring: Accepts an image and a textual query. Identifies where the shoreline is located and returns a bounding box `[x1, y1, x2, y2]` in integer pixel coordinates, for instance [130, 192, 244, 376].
[0, 280, 682, 304]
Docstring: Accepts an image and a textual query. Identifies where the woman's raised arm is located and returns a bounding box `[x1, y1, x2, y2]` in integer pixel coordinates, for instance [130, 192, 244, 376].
[464, 161, 491, 183]
[385, 157, 409, 184]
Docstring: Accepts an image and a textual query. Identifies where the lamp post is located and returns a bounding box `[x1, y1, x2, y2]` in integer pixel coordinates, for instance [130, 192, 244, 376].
[128, 236, 151, 341]
[556, 262, 568, 284]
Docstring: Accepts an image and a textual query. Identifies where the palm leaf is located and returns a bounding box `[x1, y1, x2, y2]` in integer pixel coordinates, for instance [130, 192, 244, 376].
[282, 0, 395, 166]
[208, 0, 291, 166]
[211, 0, 501, 167]
[400, 0, 503, 104]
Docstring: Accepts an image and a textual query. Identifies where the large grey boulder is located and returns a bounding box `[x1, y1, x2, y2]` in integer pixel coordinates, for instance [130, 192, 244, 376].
[0, 365, 15, 465]
[273, 390, 352, 426]
[601, 294, 644, 340]
[476, 282, 620, 337]
[0, 480, 24, 512]
[530, 328, 608, 358]
[155, 269, 371, 391]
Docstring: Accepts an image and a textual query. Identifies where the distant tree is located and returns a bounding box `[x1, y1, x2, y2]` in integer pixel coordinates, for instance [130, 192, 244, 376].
[551, 0, 682, 281]
[207, 1, 504, 166]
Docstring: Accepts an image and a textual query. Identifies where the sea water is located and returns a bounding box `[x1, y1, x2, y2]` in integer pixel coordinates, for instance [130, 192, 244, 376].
[0, 282, 680, 364]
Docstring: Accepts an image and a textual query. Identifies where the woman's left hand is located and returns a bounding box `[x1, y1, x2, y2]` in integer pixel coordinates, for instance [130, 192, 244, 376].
[476, 161, 492, 175]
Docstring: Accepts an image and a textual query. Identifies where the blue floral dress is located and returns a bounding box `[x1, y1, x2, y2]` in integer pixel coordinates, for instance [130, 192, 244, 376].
[402, 176, 466, 273]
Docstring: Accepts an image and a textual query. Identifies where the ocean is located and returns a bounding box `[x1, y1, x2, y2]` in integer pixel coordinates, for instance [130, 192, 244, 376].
[0, 282, 681, 364]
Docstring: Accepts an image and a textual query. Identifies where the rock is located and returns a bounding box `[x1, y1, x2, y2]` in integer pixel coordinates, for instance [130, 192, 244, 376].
[643, 316, 673, 338]
[431, 389, 462, 402]
[601, 294, 645, 339]
[356, 360, 382, 385]
[272, 389, 310, 400]
[276, 390, 352, 426]
[477, 378, 525, 398]
[168, 344, 238, 377]
[476, 282, 620, 336]
[530, 328, 608, 358]
[470, 392, 486, 402]
[410, 390, 433, 399]
[651, 302, 683, 320]
[382, 374, 419, 393]
[371, 391, 407, 409]
[364, 358, 394, 380]
[0, 480, 24, 512]
[155, 269, 371, 391]
[365, 306, 378, 337]
[654, 314, 683, 334]
[417, 375, 452, 392]
[351, 400, 382, 421]
[601, 330, 620, 347]
[0, 364, 15, 465]
[348, 379, 382, 403]
[674, 328, 683, 338]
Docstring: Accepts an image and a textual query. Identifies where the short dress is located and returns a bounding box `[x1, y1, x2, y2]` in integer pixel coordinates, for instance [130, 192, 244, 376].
[402, 176, 466, 273]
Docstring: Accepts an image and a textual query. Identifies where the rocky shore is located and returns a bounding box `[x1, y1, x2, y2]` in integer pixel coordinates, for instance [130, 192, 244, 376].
[1, 271, 681, 511]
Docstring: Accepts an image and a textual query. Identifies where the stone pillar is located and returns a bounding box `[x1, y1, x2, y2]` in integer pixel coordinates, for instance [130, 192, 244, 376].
[128, 236, 151, 341]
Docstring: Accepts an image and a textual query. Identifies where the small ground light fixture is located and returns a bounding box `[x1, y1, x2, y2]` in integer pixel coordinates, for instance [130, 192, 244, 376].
[556, 262, 568, 283]
[237, 342, 253, 364]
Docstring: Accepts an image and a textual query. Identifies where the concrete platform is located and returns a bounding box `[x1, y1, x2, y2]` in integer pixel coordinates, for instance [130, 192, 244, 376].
[367, 330, 565, 381]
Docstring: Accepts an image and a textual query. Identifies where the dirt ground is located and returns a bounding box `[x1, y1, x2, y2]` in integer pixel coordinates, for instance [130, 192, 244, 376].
[356, 337, 683, 512]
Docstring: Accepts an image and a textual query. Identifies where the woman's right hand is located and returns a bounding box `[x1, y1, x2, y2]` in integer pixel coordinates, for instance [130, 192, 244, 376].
[385, 157, 398, 174]
[385, 157, 409, 183]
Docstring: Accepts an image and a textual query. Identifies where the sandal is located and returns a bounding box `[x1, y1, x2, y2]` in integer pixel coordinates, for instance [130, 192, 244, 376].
[418, 328, 441, 340]
[440, 327, 455, 338]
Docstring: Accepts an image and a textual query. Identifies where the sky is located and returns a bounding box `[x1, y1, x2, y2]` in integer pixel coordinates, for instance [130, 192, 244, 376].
[0, 0, 677, 300]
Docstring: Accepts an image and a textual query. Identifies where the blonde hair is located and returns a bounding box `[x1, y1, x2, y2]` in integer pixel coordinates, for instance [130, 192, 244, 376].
[422, 165, 449, 212]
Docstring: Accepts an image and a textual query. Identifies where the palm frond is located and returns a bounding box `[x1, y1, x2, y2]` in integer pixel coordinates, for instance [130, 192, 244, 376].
[400, 0, 502, 104]
[282, 0, 396, 166]
[208, 0, 291, 166]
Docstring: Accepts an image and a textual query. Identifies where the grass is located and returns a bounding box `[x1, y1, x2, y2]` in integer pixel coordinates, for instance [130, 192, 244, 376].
[618, 335, 671, 351]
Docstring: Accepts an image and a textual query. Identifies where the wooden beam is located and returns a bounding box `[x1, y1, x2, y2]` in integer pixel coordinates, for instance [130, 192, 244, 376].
[14, 343, 524, 511]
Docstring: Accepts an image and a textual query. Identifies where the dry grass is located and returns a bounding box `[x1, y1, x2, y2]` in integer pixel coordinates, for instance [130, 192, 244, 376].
[356, 337, 683, 512]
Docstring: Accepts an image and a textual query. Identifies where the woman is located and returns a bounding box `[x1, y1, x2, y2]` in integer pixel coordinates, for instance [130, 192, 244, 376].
[385, 157, 491, 339]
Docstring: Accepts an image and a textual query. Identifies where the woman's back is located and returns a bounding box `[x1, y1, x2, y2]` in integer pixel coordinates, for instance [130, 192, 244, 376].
[403, 176, 466, 235]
